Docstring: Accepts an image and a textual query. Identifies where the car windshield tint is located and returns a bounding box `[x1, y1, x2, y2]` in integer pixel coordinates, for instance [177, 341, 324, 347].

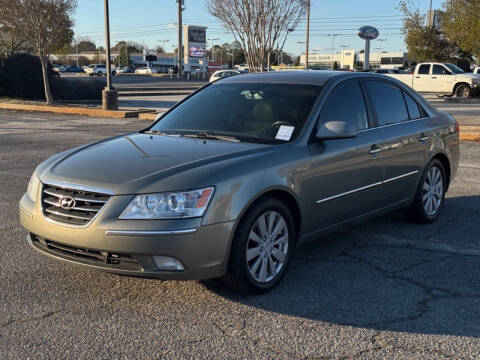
[149, 83, 322, 144]
[445, 63, 464, 74]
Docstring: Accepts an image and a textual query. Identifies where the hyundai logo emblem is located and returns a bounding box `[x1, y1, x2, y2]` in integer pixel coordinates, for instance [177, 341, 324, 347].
[59, 196, 76, 209]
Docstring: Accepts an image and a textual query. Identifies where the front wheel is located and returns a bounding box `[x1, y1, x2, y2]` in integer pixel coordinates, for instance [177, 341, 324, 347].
[222, 198, 295, 293]
[97, 71, 103, 76]
[405, 159, 446, 223]
[455, 84, 471, 97]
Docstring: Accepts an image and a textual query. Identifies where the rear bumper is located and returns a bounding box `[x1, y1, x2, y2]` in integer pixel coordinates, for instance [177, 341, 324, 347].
[19, 193, 235, 280]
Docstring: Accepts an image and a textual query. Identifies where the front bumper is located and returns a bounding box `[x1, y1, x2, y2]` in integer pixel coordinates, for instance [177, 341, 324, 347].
[19, 193, 235, 280]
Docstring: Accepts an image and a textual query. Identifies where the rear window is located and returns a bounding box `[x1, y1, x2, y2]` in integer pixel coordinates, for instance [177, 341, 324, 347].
[403, 92, 423, 119]
[366, 80, 409, 126]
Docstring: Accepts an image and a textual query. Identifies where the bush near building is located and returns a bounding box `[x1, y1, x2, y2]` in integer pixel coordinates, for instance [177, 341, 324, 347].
[0, 53, 102, 101]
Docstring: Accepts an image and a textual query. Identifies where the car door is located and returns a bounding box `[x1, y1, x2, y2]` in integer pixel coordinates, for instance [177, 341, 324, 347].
[414, 64, 431, 92]
[364, 79, 429, 205]
[302, 80, 385, 233]
[431, 64, 455, 93]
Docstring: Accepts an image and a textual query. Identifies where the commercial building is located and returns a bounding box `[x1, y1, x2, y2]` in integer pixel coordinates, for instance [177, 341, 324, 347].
[299, 49, 409, 70]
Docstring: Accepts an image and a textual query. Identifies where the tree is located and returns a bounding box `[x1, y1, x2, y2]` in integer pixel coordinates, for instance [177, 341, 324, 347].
[76, 38, 97, 52]
[398, 0, 457, 62]
[205, 0, 306, 71]
[0, 0, 76, 104]
[0, 25, 30, 57]
[442, 0, 480, 59]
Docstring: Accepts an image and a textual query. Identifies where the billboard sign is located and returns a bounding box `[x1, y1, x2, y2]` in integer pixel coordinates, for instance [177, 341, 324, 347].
[189, 28, 206, 43]
[189, 46, 206, 58]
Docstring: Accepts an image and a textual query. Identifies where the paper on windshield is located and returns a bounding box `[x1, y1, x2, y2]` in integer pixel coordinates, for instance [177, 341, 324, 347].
[275, 125, 295, 141]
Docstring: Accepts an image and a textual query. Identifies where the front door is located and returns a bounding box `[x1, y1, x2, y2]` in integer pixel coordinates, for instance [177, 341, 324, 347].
[301, 80, 384, 234]
[364, 80, 429, 205]
[431, 64, 456, 93]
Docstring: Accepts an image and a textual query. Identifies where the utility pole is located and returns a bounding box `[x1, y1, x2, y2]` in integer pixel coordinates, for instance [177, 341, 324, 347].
[102, 0, 118, 110]
[177, 0, 184, 78]
[76, 41, 79, 68]
[305, 0, 310, 69]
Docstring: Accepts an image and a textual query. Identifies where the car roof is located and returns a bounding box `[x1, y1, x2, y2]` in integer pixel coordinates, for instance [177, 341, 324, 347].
[220, 70, 350, 85]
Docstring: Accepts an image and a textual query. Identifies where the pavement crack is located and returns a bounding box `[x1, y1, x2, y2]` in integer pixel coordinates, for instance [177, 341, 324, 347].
[1, 309, 63, 327]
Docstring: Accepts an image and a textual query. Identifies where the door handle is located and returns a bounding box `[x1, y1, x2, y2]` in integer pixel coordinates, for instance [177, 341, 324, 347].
[369, 145, 382, 154]
[432, 76, 437, 79]
[419, 134, 429, 142]
[415, 76, 421, 78]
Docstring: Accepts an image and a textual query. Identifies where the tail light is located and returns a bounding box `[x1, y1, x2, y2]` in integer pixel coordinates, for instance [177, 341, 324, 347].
[454, 120, 459, 134]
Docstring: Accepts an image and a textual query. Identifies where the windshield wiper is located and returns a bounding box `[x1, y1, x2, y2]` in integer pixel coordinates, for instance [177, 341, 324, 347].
[183, 132, 240, 142]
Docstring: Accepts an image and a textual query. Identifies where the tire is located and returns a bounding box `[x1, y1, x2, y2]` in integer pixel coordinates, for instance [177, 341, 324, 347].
[97, 71, 103, 76]
[405, 159, 446, 223]
[222, 197, 295, 293]
[455, 84, 471, 98]
[112, 70, 116, 76]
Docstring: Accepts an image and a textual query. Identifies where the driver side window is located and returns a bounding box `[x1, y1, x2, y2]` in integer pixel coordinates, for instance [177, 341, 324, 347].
[319, 81, 369, 131]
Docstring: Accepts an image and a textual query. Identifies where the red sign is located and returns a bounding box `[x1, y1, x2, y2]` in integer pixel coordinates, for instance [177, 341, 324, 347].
[208, 61, 221, 70]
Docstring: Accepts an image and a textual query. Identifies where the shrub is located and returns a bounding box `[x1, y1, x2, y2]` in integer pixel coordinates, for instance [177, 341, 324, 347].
[0, 53, 57, 100]
[50, 77, 105, 101]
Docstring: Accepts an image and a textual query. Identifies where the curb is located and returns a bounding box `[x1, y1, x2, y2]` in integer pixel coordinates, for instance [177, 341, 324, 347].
[460, 126, 480, 141]
[118, 91, 192, 97]
[0, 102, 146, 118]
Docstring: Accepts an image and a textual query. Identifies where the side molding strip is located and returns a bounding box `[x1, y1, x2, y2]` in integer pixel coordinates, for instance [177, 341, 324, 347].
[316, 170, 419, 204]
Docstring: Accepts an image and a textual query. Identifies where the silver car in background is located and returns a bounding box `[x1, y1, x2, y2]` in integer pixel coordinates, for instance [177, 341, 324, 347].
[19, 71, 459, 293]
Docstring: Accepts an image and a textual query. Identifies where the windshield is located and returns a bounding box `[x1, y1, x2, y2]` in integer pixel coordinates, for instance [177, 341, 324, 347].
[149, 82, 322, 144]
[445, 63, 465, 74]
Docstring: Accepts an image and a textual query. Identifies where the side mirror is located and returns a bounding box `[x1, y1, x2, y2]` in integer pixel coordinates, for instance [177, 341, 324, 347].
[315, 121, 358, 140]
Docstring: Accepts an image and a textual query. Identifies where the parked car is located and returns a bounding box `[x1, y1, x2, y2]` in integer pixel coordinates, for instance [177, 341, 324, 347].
[135, 67, 159, 75]
[53, 65, 66, 73]
[116, 66, 134, 74]
[64, 65, 83, 73]
[385, 62, 480, 97]
[19, 71, 459, 293]
[209, 70, 241, 82]
[85, 64, 117, 76]
[373, 68, 405, 74]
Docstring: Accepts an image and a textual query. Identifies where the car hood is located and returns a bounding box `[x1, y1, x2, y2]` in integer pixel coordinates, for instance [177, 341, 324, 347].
[41, 133, 271, 194]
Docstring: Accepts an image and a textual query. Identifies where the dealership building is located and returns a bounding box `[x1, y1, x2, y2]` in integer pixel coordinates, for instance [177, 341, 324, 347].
[299, 49, 409, 70]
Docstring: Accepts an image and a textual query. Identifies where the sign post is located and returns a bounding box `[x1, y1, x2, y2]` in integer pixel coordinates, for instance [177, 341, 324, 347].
[358, 26, 379, 71]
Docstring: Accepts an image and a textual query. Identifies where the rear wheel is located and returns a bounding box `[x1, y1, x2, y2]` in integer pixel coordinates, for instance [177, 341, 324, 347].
[222, 197, 295, 293]
[455, 84, 471, 97]
[97, 71, 103, 76]
[406, 159, 446, 223]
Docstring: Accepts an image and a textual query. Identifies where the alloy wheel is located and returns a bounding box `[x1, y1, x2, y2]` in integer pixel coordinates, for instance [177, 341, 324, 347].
[422, 166, 444, 216]
[246, 211, 289, 283]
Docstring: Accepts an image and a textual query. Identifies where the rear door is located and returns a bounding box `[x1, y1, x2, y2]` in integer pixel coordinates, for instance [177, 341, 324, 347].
[364, 79, 429, 205]
[413, 64, 431, 92]
[302, 80, 384, 233]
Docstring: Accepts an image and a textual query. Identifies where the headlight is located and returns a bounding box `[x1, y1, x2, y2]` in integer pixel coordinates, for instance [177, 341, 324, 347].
[119, 187, 214, 219]
[26, 172, 40, 203]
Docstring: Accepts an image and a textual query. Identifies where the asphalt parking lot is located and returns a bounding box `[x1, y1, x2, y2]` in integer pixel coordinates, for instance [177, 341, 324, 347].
[1, 109, 480, 359]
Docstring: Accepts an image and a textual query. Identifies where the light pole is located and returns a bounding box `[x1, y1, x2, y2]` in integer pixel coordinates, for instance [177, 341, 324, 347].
[339, 45, 349, 69]
[375, 38, 387, 68]
[297, 41, 306, 66]
[102, 0, 117, 110]
[159, 39, 169, 73]
[328, 33, 342, 70]
[305, 0, 310, 69]
[176, 0, 184, 78]
[208, 38, 219, 62]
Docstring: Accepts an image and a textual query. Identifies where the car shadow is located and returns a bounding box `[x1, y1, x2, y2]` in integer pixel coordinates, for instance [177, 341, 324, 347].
[203, 195, 480, 337]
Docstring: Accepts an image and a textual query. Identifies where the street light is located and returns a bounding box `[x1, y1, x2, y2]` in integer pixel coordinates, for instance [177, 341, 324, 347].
[375, 38, 387, 69]
[297, 41, 306, 67]
[339, 45, 349, 69]
[327, 33, 342, 70]
[208, 38, 219, 62]
[159, 39, 170, 73]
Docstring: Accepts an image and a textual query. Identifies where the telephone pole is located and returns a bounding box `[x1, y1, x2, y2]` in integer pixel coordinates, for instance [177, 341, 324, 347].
[177, 0, 184, 78]
[305, 0, 310, 69]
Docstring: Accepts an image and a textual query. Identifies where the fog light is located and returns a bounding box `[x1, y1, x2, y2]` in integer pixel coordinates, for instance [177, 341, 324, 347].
[152, 256, 185, 271]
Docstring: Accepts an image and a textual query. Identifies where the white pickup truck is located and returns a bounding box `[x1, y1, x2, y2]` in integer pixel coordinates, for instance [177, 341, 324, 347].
[386, 62, 480, 97]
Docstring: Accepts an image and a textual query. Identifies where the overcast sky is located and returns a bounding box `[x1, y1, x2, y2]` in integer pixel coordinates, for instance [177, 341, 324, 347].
[73, 0, 437, 55]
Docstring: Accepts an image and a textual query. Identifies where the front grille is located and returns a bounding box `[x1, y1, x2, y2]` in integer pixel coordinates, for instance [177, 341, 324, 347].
[41, 184, 110, 226]
[30, 234, 141, 271]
